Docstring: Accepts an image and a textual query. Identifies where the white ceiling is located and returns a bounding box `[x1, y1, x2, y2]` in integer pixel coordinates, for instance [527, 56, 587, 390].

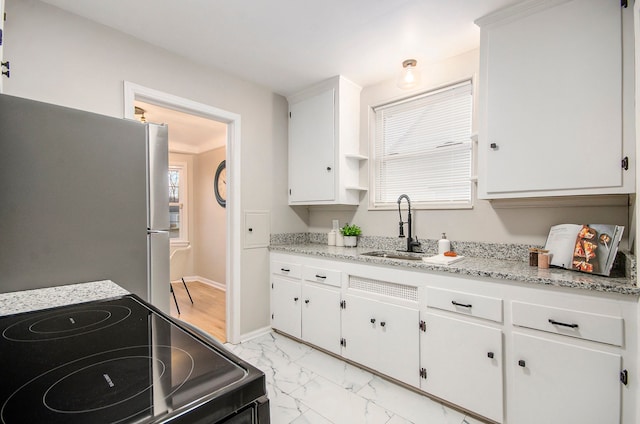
[40, 0, 523, 97]
[40, 0, 523, 152]
[135, 100, 227, 154]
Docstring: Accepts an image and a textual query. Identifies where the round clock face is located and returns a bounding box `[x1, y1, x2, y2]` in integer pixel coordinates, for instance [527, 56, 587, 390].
[214, 160, 226, 208]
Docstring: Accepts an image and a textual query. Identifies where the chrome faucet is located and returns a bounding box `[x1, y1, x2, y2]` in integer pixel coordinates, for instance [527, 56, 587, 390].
[397, 194, 421, 252]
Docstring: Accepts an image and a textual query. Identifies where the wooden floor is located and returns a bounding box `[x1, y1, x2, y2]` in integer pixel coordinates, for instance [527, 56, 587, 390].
[169, 281, 226, 343]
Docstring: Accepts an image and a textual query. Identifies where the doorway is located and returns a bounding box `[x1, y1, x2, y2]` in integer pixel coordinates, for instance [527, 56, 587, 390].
[123, 82, 242, 343]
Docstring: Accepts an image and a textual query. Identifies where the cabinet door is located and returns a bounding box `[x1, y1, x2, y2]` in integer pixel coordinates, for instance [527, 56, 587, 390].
[341, 294, 379, 370]
[271, 277, 301, 338]
[377, 301, 419, 387]
[481, 0, 623, 196]
[421, 313, 503, 423]
[289, 88, 335, 202]
[0, 0, 4, 94]
[510, 332, 621, 424]
[342, 294, 419, 386]
[302, 284, 341, 355]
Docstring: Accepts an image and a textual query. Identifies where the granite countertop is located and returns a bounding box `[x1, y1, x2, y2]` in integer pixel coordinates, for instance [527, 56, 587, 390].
[0, 280, 129, 317]
[270, 243, 640, 296]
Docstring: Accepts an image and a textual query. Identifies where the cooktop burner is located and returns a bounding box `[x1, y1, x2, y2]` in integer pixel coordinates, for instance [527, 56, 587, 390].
[2, 305, 132, 341]
[0, 295, 267, 423]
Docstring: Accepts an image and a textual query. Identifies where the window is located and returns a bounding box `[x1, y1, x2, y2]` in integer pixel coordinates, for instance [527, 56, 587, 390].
[169, 163, 188, 244]
[371, 80, 473, 209]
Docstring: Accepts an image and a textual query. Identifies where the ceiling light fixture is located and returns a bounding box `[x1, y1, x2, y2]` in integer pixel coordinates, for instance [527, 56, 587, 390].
[397, 59, 421, 89]
[134, 106, 147, 123]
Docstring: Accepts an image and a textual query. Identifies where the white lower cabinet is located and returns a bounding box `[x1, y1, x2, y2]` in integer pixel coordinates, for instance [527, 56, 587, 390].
[269, 253, 637, 424]
[509, 332, 622, 424]
[271, 277, 301, 338]
[271, 261, 342, 355]
[301, 284, 341, 355]
[420, 312, 503, 423]
[341, 293, 420, 387]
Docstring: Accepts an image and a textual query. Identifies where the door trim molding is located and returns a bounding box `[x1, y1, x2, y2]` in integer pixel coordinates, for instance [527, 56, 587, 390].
[123, 81, 242, 343]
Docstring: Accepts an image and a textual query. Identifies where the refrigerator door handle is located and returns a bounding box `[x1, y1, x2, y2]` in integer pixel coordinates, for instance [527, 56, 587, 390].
[147, 124, 170, 231]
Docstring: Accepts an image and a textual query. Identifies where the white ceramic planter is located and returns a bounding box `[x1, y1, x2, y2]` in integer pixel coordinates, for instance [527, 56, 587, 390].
[344, 236, 358, 247]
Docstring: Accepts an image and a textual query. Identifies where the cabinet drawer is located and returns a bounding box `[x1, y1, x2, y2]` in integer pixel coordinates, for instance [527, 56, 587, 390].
[272, 261, 302, 279]
[512, 301, 623, 346]
[302, 265, 341, 287]
[426, 287, 503, 323]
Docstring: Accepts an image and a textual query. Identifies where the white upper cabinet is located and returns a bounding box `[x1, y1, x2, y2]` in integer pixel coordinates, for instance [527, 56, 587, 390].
[475, 0, 634, 199]
[287, 76, 364, 205]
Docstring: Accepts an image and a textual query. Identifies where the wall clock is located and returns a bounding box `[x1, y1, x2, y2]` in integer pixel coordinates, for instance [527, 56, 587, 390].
[214, 160, 226, 208]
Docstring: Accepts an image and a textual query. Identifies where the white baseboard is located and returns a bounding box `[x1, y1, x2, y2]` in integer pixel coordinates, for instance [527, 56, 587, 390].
[172, 276, 226, 291]
[236, 326, 273, 344]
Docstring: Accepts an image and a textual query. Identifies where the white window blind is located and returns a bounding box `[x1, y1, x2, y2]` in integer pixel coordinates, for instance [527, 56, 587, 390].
[373, 80, 473, 207]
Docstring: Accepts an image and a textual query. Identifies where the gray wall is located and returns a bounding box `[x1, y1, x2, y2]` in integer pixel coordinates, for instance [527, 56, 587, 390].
[3, 0, 306, 336]
[194, 147, 227, 285]
[3, 0, 632, 337]
[306, 50, 631, 249]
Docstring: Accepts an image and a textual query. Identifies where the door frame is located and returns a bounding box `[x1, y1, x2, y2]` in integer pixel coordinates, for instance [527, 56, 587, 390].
[123, 81, 241, 343]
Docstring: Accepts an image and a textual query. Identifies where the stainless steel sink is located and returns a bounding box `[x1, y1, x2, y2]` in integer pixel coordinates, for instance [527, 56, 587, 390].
[361, 250, 423, 261]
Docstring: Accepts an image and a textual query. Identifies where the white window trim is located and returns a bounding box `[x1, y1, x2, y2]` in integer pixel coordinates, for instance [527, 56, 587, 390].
[368, 77, 476, 211]
[169, 161, 189, 246]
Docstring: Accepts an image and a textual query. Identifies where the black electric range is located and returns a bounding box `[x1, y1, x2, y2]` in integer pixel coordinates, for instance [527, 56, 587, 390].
[0, 294, 269, 424]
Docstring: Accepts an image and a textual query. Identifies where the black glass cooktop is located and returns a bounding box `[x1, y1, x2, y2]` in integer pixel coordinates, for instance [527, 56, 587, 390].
[0, 295, 265, 423]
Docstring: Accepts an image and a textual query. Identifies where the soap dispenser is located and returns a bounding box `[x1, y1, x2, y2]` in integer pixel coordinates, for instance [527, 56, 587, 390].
[438, 233, 450, 255]
[328, 219, 339, 246]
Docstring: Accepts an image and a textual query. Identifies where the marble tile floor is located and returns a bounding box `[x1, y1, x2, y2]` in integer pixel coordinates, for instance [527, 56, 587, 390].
[225, 332, 488, 424]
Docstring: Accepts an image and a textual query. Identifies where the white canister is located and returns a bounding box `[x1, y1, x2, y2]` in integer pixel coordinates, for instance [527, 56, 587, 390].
[328, 230, 336, 246]
[336, 233, 345, 247]
[438, 233, 450, 255]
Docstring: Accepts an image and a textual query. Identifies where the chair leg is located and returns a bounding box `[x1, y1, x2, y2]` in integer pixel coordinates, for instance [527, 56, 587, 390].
[182, 278, 194, 304]
[171, 284, 181, 315]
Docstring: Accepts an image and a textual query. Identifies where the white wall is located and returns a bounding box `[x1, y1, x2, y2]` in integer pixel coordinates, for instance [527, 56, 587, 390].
[307, 49, 630, 248]
[4, 0, 306, 335]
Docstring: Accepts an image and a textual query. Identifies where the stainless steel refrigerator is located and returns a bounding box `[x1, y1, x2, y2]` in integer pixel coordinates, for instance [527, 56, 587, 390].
[0, 94, 170, 313]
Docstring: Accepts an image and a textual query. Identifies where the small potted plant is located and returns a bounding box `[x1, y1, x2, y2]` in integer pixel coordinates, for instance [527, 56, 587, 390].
[340, 223, 362, 247]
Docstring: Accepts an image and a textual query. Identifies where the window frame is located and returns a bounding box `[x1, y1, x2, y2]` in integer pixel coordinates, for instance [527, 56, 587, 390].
[368, 78, 476, 211]
[169, 161, 189, 246]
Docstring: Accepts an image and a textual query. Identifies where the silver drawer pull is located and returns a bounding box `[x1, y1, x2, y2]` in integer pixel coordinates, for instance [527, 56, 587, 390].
[451, 300, 472, 308]
[548, 319, 579, 329]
